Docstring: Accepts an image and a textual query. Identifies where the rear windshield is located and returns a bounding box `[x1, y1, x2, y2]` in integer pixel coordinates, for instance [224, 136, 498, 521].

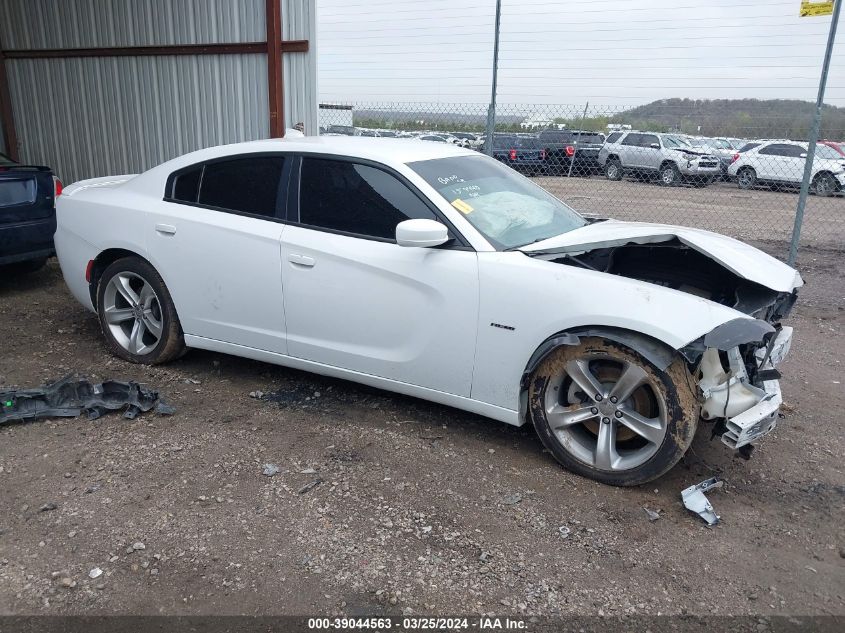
[493, 136, 542, 149]
[0, 177, 36, 207]
[738, 142, 760, 152]
[571, 132, 604, 143]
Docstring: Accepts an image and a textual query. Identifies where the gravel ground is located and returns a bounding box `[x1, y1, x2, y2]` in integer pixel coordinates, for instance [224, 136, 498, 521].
[0, 240, 843, 620]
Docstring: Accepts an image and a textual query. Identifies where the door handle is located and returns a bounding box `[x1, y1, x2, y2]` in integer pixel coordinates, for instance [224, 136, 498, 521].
[155, 223, 176, 235]
[288, 253, 315, 268]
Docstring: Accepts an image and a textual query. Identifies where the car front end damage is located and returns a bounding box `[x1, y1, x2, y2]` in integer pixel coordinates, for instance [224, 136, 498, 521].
[521, 222, 803, 456]
[685, 318, 794, 451]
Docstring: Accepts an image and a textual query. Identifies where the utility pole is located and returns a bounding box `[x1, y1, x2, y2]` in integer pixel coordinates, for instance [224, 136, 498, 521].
[484, 0, 502, 156]
[788, 0, 841, 266]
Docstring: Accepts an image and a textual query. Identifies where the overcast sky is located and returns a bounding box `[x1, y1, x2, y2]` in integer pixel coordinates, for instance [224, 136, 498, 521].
[316, 0, 845, 108]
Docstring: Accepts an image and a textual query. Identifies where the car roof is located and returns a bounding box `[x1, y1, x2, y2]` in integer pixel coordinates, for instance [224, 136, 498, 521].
[133, 136, 476, 186]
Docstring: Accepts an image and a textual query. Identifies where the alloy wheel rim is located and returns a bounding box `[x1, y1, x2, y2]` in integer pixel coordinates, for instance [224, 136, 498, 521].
[662, 168, 675, 184]
[543, 354, 668, 471]
[103, 272, 163, 355]
[608, 164, 618, 178]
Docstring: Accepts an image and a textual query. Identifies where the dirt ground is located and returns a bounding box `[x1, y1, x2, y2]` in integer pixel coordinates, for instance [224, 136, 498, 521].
[0, 240, 843, 621]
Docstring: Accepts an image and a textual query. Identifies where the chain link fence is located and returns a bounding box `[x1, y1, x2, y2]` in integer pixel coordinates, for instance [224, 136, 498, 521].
[318, 101, 845, 253]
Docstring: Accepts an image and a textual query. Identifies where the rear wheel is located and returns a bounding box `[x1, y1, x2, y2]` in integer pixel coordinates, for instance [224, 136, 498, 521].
[737, 167, 757, 190]
[528, 337, 698, 486]
[813, 172, 837, 197]
[605, 159, 622, 181]
[96, 257, 185, 364]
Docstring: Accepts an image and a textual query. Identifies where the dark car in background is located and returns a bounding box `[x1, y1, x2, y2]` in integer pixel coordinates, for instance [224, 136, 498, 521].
[538, 129, 606, 176]
[490, 134, 547, 175]
[0, 151, 61, 273]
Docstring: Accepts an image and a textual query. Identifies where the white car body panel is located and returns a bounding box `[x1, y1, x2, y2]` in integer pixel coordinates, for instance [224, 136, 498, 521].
[728, 141, 845, 187]
[280, 224, 479, 396]
[520, 220, 803, 293]
[55, 137, 801, 434]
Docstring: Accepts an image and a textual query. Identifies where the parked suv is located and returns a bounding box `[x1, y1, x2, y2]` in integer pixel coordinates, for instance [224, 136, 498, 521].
[491, 135, 546, 175]
[0, 151, 61, 273]
[538, 129, 605, 176]
[598, 131, 720, 186]
[728, 140, 845, 196]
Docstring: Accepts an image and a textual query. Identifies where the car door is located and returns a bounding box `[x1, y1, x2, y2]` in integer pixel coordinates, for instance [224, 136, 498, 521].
[638, 134, 663, 171]
[755, 144, 792, 182]
[281, 155, 479, 397]
[780, 144, 809, 183]
[619, 133, 642, 168]
[147, 154, 291, 353]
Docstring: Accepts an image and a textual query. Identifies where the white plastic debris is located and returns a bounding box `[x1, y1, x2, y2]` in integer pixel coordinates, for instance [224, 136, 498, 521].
[262, 464, 280, 477]
[681, 477, 724, 525]
[88, 567, 103, 579]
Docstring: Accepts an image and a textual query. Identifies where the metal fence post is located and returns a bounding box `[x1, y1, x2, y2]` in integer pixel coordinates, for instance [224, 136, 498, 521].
[788, 0, 841, 266]
[484, 0, 502, 156]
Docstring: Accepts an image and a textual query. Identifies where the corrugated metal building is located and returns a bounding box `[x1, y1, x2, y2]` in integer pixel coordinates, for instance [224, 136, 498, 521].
[0, 0, 317, 183]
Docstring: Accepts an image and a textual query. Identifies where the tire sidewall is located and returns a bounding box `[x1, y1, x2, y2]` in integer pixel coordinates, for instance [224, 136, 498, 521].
[96, 257, 184, 364]
[528, 337, 699, 486]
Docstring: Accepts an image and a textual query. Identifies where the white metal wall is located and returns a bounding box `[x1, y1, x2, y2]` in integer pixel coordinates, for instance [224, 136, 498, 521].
[283, 0, 319, 135]
[0, 0, 317, 182]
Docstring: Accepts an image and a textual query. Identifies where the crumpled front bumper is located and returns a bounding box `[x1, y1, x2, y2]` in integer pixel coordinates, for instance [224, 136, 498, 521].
[698, 326, 793, 449]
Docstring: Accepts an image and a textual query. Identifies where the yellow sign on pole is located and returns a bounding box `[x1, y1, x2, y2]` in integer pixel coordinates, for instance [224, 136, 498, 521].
[801, 0, 835, 17]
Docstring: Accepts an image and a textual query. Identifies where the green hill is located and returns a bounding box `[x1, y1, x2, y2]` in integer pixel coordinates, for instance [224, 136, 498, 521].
[611, 98, 845, 140]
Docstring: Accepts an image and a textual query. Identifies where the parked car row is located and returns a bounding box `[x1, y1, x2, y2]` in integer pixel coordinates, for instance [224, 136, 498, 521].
[322, 126, 845, 195]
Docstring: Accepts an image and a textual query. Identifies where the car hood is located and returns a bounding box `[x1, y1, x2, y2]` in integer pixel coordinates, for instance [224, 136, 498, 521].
[519, 220, 803, 293]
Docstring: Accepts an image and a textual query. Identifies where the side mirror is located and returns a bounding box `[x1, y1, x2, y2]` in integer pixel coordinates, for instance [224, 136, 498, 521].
[396, 218, 449, 248]
[650, 142, 660, 149]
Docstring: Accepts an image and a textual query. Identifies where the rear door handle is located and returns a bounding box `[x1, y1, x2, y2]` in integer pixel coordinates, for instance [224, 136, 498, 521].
[288, 253, 315, 268]
[155, 223, 176, 235]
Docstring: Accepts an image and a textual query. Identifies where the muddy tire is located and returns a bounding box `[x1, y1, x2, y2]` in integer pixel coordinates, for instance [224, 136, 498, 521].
[96, 257, 186, 365]
[528, 337, 699, 486]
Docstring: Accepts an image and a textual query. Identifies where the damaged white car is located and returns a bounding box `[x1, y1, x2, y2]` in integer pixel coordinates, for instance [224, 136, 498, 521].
[54, 138, 801, 485]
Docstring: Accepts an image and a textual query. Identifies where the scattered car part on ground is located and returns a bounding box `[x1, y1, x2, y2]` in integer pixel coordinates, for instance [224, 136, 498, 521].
[0, 150, 62, 273]
[0, 376, 174, 424]
[681, 477, 724, 525]
[55, 136, 800, 485]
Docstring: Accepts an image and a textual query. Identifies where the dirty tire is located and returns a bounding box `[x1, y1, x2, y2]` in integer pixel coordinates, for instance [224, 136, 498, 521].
[528, 337, 699, 486]
[96, 257, 186, 365]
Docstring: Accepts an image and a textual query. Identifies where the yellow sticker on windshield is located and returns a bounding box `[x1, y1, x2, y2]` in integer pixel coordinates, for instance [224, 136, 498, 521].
[451, 198, 474, 214]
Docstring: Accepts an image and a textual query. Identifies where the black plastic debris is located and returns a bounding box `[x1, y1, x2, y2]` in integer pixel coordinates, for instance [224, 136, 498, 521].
[0, 376, 175, 425]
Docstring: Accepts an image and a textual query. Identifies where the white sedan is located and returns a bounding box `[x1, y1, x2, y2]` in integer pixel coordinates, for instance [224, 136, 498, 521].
[55, 137, 801, 485]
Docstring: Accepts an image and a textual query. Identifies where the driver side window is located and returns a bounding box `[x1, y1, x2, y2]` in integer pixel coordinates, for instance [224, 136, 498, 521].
[298, 158, 438, 241]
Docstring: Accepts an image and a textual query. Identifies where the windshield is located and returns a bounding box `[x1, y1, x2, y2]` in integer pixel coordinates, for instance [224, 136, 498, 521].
[816, 144, 843, 159]
[408, 155, 586, 250]
[663, 135, 689, 149]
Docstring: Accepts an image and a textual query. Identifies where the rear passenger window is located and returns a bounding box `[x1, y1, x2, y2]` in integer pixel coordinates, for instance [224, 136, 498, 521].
[171, 167, 201, 203]
[621, 133, 641, 146]
[298, 158, 437, 240]
[605, 132, 622, 143]
[199, 157, 285, 217]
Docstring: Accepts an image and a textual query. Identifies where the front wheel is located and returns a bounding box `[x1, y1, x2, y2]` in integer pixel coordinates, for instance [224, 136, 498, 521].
[96, 257, 186, 364]
[813, 172, 838, 197]
[659, 163, 681, 186]
[528, 337, 698, 486]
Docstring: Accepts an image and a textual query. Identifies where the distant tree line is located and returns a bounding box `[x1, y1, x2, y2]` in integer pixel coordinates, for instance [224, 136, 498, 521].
[352, 98, 845, 140]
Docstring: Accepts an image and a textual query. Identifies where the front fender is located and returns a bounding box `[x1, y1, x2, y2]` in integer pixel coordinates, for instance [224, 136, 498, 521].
[470, 252, 750, 416]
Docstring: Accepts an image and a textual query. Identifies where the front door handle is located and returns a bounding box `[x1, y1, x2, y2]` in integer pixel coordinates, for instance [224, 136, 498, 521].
[288, 253, 315, 268]
[155, 223, 176, 235]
